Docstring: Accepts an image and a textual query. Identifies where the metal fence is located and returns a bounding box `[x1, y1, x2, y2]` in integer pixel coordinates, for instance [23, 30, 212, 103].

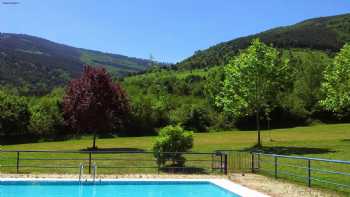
[215, 150, 350, 193]
[1, 149, 350, 193]
[252, 152, 350, 193]
[0, 150, 228, 175]
[215, 150, 252, 174]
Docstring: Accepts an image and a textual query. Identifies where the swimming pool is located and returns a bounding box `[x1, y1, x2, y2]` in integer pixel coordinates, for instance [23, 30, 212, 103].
[0, 179, 268, 197]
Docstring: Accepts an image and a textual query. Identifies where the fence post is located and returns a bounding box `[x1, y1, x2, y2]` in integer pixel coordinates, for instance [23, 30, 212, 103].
[157, 151, 160, 174]
[274, 156, 278, 179]
[251, 153, 255, 173]
[211, 153, 214, 173]
[220, 153, 223, 173]
[224, 153, 228, 175]
[88, 152, 92, 174]
[16, 151, 20, 173]
[308, 160, 311, 187]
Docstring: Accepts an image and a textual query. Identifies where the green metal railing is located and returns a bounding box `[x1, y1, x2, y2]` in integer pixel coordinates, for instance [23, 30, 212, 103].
[0, 150, 228, 175]
[216, 150, 350, 193]
[2, 149, 349, 193]
[252, 152, 350, 193]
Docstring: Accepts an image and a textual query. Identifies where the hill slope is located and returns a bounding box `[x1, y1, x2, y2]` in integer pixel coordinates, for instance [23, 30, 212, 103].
[177, 13, 350, 69]
[121, 13, 350, 132]
[0, 33, 152, 94]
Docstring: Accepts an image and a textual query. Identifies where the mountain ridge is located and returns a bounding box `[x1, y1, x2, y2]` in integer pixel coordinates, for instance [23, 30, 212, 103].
[177, 13, 350, 69]
[0, 33, 153, 94]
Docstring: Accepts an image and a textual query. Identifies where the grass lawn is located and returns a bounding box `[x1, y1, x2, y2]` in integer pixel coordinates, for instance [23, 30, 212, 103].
[2, 123, 349, 154]
[1, 123, 350, 194]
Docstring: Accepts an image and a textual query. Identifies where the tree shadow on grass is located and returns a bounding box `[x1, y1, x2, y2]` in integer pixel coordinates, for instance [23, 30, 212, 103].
[341, 139, 350, 142]
[98, 134, 115, 139]
[80, 147, 145, 153]
[242, 145, 336, 155]
[160, 166, 208, 174]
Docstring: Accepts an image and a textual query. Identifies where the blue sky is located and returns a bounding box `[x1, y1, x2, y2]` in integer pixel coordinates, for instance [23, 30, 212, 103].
[1, 0, 350, 63]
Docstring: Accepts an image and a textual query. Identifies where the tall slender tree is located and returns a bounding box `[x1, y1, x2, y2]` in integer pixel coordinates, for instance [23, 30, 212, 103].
[63, 66, 130, 149]
[215, 39, 289, 146]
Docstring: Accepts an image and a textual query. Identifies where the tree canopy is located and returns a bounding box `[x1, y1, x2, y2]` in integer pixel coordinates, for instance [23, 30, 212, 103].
[0, 90, 30, 136]
[29, 88, 65, 137]
[321, 43, 350, 112]
[215, 39, 289, 145]
[63, 66, 130, 149]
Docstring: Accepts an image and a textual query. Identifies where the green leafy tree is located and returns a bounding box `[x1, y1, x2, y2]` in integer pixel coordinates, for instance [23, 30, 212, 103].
[0, 91, 30, 136]
[216, 39, 289, 146]
[205, 66, 225, 109]
[153, 125, 193, 167]
[321, 43, 350, 112]
[280, 50, 331, 120]
[29, 88, 64, 137]
[169, 104, 211, 132]
[183, 105, 211, 132]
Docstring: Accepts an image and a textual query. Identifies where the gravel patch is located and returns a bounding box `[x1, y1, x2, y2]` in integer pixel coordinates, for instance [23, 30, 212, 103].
[229, 174, 343, 197]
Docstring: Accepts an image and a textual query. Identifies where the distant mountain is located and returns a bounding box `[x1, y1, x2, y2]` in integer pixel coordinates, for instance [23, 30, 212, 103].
[177, 13, 350, 69]
[0, 33, 153, 94]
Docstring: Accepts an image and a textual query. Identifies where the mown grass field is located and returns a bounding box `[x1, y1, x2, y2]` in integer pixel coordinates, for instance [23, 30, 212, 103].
[1, 123, 350, 194]
[2, 123, 349, 157]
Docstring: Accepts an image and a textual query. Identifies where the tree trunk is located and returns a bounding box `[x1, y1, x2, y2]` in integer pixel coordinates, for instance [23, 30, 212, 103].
[92, 132, 97, 150]
[256, 109, 261, 147]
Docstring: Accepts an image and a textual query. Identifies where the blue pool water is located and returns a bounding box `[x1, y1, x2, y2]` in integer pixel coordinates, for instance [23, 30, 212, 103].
[0, 181, 241, 197]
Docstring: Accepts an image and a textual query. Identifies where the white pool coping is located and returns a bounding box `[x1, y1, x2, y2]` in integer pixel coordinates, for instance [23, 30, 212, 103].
[0, 178, 270, 197]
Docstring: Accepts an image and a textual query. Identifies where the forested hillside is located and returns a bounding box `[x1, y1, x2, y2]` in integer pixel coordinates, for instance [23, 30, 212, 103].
[177, 13, 350, 69]
[122, 48, 336, 133]
[121, 13, 350, 133]
[0, 33, 153, 95]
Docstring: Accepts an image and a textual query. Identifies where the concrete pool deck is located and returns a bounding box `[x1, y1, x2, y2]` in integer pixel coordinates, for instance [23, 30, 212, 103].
[0, 173, 342, 197]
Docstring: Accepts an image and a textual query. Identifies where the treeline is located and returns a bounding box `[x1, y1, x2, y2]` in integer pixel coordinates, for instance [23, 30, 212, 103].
[0, 87, 66, 144]
[2, 44, 350, 144]
[122, 46, 350, 133]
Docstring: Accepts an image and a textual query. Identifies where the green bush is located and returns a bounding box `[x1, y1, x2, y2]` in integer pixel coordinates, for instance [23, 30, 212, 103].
[153, 125, 193, 167]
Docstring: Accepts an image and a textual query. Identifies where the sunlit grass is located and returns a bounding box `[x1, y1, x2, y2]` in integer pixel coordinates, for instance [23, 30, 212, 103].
[1, 123, 349, 194]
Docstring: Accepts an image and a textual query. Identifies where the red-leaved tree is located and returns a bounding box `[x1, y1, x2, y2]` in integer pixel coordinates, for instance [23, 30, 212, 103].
[63, 66, 130, 149]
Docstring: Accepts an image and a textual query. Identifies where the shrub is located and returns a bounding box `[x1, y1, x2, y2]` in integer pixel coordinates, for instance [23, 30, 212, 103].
[153, 125, 193, 167]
